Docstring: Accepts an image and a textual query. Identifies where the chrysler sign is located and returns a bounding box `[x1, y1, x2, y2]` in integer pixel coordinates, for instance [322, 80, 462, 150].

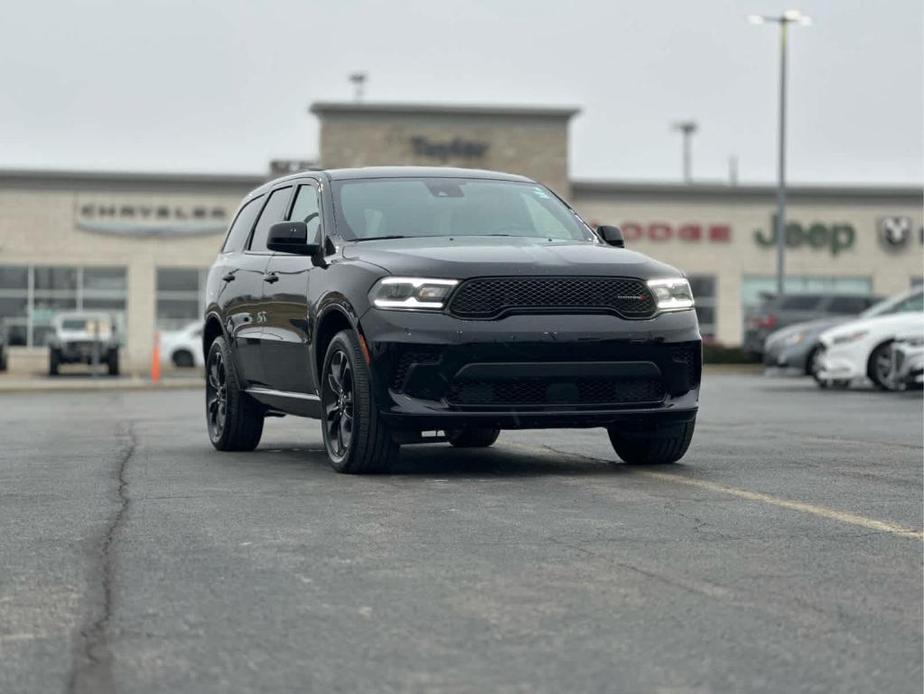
[76, 199, 230, 237]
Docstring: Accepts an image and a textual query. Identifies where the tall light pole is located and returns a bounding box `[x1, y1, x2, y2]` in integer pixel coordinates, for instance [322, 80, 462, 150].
[749, 10, 811, 298]
[672, 121, 698, 183]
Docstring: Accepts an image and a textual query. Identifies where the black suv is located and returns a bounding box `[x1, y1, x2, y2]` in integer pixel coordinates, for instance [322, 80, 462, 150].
[204, 167, 701, 473]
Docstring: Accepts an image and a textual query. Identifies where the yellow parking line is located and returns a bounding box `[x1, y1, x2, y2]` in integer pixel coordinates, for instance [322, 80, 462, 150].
[506, 443, 924, 541]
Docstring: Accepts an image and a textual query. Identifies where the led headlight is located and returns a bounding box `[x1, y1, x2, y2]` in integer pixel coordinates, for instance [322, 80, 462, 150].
[647, 278, 695, 312]
[782, 331, 805, 347]
[369, 277, 459, 310]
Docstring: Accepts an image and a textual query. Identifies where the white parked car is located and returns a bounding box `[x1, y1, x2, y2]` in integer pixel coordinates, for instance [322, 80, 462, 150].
[160, 322, 204, 368]
[816, 297, 924, 390]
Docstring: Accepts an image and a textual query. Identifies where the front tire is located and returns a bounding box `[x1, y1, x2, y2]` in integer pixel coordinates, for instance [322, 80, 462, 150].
[321, 330, 398, 474]
[608, 419, 695, 465]
[49, 349, 60, 376]
[448, 427, 500, 448]
[867, 342, 895, 391]
[206, 337, 264, 451]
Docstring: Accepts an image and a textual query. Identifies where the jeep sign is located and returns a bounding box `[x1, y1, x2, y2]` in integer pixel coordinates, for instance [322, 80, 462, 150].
[754, 216, 855, 255]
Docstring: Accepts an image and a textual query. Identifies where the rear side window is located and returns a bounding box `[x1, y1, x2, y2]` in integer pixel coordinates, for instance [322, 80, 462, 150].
[827, 296, 871, 314]
[248, 187, 293, 252]
[222, 196, 263, 253]
[781, 295, 823, 310]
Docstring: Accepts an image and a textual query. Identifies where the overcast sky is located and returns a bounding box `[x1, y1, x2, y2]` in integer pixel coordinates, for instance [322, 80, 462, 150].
[1, 0, 921, 185]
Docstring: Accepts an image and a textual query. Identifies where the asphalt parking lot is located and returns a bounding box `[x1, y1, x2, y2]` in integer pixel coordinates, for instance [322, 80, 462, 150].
[1, 374, 921, 694]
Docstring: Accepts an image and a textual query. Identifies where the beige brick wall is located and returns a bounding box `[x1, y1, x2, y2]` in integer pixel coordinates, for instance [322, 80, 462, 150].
[0, 186, 249, 371]
[318, 111, 572, 198]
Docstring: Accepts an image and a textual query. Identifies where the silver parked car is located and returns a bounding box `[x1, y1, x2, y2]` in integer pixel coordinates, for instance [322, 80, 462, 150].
[763, 288, 924, 378]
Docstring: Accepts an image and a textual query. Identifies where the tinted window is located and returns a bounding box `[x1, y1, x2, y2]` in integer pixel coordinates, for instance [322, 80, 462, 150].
[780, 295, 823, 310]
[827, 296, 871, 314]
[249, 187, 293, 252]
[222, 196, 263, 253]
[332, 178, 593, 242]
[289, 184, 322, 242]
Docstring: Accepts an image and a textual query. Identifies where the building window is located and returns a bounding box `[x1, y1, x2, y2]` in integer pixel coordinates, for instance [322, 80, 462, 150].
[0, 265, 127, 347]
[156, 267, 207, 331]
[741, 275, 873, 313]
[687, 275, 716, 339]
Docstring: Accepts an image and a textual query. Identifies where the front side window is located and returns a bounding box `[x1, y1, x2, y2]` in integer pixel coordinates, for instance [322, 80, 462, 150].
[289, 184, 322, 243]
[332, 178, 593, 242]
[249, 187, 293, 252]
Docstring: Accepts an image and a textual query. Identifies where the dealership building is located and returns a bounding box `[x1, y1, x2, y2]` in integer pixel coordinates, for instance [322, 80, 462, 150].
[1, 101, 921, 371]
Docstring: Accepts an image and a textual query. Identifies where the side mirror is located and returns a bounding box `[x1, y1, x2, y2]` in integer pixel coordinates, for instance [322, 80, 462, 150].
[267, 221, 320, 256]
[597, 225, 625, 248]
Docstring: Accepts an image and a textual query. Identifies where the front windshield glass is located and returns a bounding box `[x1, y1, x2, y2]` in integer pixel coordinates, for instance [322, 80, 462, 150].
[61, 319, 88, 330]
[332, 178, 595, 242]
[861, 290, 923, 318]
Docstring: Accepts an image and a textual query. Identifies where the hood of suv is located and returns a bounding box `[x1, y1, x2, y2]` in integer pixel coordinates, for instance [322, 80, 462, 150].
[341, 236, 681, 279]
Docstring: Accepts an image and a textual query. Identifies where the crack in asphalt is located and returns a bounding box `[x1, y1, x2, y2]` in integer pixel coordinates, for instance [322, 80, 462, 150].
[67, 421, 136, 694]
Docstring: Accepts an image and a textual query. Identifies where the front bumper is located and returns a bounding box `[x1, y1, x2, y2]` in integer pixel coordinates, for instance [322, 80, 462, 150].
[56, 342, 114, 364]
[815, 343, 866, 382]
[360, 309, 701, 430]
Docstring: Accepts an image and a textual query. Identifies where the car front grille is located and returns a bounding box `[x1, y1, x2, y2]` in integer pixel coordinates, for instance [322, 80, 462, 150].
[447, 376, 665, 408]
[448, 276, 656, 319]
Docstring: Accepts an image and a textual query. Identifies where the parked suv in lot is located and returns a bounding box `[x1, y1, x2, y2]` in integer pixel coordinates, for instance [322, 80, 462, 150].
[203, 167, 701, 473]
[48, 311, 120, 376]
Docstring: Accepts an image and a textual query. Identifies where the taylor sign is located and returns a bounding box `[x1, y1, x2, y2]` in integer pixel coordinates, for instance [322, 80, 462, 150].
[76, 199, 230, 237]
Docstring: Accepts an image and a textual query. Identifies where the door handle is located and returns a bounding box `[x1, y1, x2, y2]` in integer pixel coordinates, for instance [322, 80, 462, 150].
[263, 273, 280, 284]
[222, 272, 236, 282]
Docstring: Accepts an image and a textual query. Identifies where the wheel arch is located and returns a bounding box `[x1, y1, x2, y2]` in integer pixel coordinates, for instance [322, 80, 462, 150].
[202, 313, 225, 361]
[312, 301, 368, 389]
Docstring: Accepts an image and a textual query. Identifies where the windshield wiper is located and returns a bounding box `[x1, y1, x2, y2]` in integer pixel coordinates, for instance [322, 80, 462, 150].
[355, 235, 408, 241]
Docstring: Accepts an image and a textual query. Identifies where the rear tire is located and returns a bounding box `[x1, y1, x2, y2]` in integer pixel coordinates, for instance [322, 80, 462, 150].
[608, 419, 695, 465]
[448, 427, 500, 448]
[49, 349, 60, 376]
[173, 349, 194, 368]
[321, 330, 398, 474]
[206, 337, 264, 451]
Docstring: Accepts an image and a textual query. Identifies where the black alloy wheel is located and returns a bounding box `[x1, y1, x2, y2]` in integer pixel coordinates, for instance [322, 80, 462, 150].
[205, 337, 264, 451]
[206, 348, 228, 441]
[320, 330, 398, 473]
[322, 349, 355, 462]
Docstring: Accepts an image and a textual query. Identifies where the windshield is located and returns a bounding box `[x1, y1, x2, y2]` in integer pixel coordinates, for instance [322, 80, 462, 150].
[332, 178, 595, 242]
[861, 290, 923, 318]
[61, 319, 89, 330]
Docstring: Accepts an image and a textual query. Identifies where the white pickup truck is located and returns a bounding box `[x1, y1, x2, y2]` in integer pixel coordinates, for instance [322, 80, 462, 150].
[48, 312, 120, 376]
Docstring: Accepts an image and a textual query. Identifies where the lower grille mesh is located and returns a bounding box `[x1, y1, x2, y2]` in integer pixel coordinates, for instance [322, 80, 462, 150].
[447, 377, 665, 407]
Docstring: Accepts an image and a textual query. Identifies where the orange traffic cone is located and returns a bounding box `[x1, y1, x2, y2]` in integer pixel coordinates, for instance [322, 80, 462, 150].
[151, 331, 161, 384]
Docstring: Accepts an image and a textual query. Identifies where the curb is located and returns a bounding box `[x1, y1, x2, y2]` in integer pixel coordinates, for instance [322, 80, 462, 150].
[0, 378, 202, 395]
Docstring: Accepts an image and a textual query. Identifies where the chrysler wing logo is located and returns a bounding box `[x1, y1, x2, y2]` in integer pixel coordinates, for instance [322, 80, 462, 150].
[76, 201, 229, 237]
